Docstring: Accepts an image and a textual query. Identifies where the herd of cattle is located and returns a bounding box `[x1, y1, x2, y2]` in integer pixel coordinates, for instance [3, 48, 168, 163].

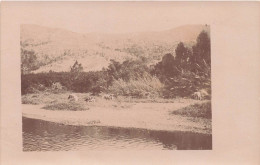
[68, 89, 209, 102]
[68, 93, 115, 102]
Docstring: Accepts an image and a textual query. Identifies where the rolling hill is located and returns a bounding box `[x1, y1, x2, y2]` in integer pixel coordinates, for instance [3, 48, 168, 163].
[20, 24, 209, 73]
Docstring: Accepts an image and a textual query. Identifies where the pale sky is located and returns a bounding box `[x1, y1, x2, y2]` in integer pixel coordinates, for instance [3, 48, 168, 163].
[2, 2, 259, 34]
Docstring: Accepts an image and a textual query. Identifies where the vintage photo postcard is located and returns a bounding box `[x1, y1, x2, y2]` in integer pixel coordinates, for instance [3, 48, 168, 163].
[1, 1, 260, 165]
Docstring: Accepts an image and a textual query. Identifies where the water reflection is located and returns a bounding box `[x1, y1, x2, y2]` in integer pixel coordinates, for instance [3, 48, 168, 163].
[23, 117, 212, 151]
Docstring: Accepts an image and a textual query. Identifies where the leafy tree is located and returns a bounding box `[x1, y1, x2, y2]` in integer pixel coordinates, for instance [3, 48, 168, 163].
[70, 60, 83, 81]
[192, 30, 211, 70]
[21, 48, 39, 74]
[70, 60, 83, 73]
[152, 53, 178, 80]
[161, 53, 177, 76]
[107, 60, 122, 80]
[107, 59, 150, 82]
[175, 42, 192, 71]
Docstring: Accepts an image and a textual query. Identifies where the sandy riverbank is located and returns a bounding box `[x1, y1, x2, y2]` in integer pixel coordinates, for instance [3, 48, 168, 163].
[22, 101, 211, 134]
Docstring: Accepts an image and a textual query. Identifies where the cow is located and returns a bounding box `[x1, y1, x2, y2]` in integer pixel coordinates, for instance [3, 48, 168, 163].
[192, 91, 202, 100]
[68, 94, 78, 101]
[85, 96, 96, 102]
[192, 89, 209, 100]
[199, 89, 209, 98]
[103, 94, 114, 100]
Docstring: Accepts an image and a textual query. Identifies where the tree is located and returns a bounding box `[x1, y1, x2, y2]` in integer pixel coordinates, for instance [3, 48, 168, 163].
[21, 48, 39, 74]
[192, 30, 211, 67]
[70, 61, 83, 81]
[161, 53, 177, 76]
[152, 53, 178, 80]
[175, 42, 192, 71]
[107, 59, 150, 82]
[70, 60, 83, 73]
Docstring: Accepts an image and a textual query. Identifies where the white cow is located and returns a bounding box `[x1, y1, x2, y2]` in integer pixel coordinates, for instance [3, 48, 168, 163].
[103, 94, 114, 100]
[68, 94, 78, 101]
[85, 96, 96, 102]
[199, 89, 209, 98]
[192, 91, 202, 100]
[192, 89, 209, 100]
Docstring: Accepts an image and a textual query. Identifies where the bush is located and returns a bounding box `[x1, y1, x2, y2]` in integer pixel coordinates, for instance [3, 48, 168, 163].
[171, 101, 211, 119]
[44, 82, 67, 94]
[42, 102, 88, 111]
[22, 94, 41, 105]
[163, 70, 211, 98]
[21, 71, 109, 95]
[108, 73, 163, 98]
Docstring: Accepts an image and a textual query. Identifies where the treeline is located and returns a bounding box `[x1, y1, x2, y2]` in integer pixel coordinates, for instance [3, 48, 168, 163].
[21, 71, 109, 95]
[21, 30, 211, 98]
[21, 58, 151, 96]
[151, 30, 211, 97]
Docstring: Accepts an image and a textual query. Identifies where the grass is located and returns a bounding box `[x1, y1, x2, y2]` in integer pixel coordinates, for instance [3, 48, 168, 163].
[42, 102, 89, 111]
[108, 74, 164, 98]
[171, 101, 211, 119]
[22, 91, 89, 111]
[22, 91, 203, 113]
[21, 91, 187, 106]
[22, 92, 85, 105]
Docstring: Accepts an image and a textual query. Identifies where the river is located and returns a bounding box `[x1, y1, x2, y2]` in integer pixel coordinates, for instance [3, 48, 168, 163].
[23, 117, 212, 151]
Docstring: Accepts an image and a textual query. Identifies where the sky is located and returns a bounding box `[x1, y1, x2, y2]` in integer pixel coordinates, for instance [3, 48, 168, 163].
[1, 2, 259, 34]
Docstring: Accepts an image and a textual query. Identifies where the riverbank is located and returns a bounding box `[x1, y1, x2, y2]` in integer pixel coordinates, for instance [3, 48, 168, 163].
[22, 99, 211, 134]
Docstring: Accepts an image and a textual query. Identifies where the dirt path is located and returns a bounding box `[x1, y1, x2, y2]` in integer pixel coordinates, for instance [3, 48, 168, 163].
[22, 101, 211, 134]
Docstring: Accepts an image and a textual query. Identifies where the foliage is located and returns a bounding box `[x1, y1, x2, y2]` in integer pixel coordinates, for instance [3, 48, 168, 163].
[151, 53, 178, 81]
[42, 102, 88, 111]
[21, 71, 110, 95]
[70, 60, 83, 73]
[190, 30, 211, 73]
[151, 30, 211, 98]
[175, 42, 192, 71]
[152, 30, 211, 77]
[21, 48, 40, 74]
[107, 59, 150, 82]
[171, 101, 211, 119]
[163, 70, 211, 98]
[21, 30, 211, 99]
[108, 73, 163, 98]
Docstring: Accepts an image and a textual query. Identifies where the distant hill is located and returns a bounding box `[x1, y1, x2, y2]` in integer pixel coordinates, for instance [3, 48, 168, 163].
[20, 24, 209, 73]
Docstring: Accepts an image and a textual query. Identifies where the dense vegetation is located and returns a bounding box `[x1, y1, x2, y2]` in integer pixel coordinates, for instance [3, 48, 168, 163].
[21, 30, 211, 99]
[171, 101, 212, 119]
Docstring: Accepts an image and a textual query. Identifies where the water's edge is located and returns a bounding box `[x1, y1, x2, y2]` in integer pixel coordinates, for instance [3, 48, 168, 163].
[22, 104, 212, 135]
[23, 117, 212, 151]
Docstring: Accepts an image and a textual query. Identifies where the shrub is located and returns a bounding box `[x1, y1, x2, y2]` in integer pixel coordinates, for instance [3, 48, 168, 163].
[22, 94, 41, 105]
[171, 101, 211, 119]
[21, 71, 110, 95]
[42, 102, 88, 111]
[44, 82, 67, 94]
[108, 73, 163, 98]
[162, 70, 211, 98]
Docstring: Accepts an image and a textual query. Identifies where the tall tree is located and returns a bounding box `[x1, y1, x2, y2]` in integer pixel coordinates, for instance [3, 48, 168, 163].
[70, 60, 83, 80]
[70, 60, 83, 73]
[192, 30, 211, 67]
[161, 53, 177, 76]
[21, 48, 39, 74]
[175, 42, 192, 71]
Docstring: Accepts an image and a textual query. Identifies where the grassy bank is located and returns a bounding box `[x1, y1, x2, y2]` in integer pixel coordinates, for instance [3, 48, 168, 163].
[22, 91, 199, 110]
[42, 102, 89, 111]
[171, 101, 211, 119]
[22, 91, 211, 134]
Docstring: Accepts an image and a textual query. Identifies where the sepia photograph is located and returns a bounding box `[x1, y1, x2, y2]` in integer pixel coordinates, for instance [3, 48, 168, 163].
[20, 3, 212, 151]
[1, 1, 260, 164]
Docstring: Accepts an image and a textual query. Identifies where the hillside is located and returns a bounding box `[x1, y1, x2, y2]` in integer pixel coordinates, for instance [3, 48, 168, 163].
[20, 24, 209, 73]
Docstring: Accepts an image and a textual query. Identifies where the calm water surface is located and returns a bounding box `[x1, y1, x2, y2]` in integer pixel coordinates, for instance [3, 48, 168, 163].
[23, 117, 212, 151]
